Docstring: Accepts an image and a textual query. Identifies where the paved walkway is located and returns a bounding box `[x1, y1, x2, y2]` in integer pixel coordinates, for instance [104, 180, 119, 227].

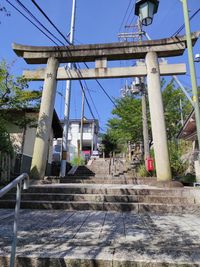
[1, 209, 200, 266]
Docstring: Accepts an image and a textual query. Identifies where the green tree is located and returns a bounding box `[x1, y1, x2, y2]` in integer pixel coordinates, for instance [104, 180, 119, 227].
[162, 79, 192, 140]
[107, 96, 143, 142]
[0, 60, 41, 154]
[102, 133, 118, 156]
[105, 79, 192, 155]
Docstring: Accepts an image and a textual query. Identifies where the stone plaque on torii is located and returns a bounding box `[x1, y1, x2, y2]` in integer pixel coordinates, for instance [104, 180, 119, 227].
[12, 31, 200, 181]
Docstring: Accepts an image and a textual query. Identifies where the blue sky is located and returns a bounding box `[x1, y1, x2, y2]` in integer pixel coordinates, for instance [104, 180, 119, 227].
[0, 0, 200, 131]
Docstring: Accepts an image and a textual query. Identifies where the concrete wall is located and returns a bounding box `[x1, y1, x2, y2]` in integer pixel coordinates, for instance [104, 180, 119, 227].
[7, 123, 23, 153]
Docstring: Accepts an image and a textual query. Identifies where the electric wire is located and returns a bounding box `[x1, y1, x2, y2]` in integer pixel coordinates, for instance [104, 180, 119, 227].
[83, 63, 117, 107]
[78, 80, 96, 120]
[29, 0, 116, 108]
[123, 5, 135, 30]
[74, 63, 101, 121]
[185, 74, 200, 80]
[6, 0, 116, 128]
[16, 1, 99, 122]
[83, 80, 101, 122]
[31, 0, 71, 46]
[14, 0, 66, 46]
[172, 7, 200, 36]
[118, 0, 134, 33]
[128, 15, 137, 30]
[5, 0, 60, 46]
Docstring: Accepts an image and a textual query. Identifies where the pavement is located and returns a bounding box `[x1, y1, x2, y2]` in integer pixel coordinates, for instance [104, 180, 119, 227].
[1, 209, 200, 266]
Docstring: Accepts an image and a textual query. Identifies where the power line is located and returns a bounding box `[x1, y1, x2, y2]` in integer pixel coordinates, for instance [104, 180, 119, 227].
[123, 0, 136, 30]
[185, 74, 200, 80]
[78, 80, 96, 120]
[118, 0, 134, 32]
[7, 0, 113, 127]
[83, 63, 117, 107]
[31, 0, 71, 46]
[29, 0, 117, 108]
[73, 64, 99, 120]
[5, 0, 60, 46]
[14, 0, 65, 46]
[83, 80, 101, 122]
[172, 7, 200, 36]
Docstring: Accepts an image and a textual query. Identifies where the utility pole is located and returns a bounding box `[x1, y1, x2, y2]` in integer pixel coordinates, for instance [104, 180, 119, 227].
[120, 20, 150, 161]
[181, 0, 200, 157]
[80, 90, 85, 153]
[60, 0, 76, 176]
[137, 19, 150, 161]
[180, 99, 184, 126]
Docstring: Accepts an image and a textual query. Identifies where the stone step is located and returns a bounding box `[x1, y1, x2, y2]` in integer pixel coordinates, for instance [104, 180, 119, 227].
[1, 193, 196, 205]
[0, 200, 199, 214]
[24, 185, 199, 198]
[2, 193, 138, 202]
[45, 177, 138, 184]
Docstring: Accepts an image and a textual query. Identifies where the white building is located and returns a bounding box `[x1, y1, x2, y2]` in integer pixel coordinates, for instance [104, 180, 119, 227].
[53, 119, 99, 162]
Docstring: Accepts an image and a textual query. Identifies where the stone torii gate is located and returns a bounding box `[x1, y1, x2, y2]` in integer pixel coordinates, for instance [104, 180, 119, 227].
[12, 32, 200, 181]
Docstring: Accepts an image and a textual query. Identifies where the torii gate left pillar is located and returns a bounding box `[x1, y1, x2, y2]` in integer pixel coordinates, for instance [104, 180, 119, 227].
[31, 57, 59, 179]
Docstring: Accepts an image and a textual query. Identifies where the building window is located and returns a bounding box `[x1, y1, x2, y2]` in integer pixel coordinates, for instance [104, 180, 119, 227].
[79, 123, 92, 133]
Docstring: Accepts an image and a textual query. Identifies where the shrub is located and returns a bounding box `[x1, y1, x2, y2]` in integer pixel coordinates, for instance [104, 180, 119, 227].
[71, 156, 85, 166]
[168, 140, 190, 176]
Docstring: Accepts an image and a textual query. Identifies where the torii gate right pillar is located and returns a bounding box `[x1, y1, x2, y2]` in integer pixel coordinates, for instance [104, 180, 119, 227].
[146, 52, 172, 181]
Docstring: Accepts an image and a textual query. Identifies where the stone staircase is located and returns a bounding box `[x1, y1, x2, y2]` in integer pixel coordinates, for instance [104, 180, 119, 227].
[0, 177, 200, 214]
[1, 160, 200, 266]
[87, 158, 111, 175]
[0, 159, 200, 214]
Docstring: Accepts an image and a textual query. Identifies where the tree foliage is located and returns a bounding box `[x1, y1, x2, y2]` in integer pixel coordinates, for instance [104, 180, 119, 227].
[0, 61, 41, 110]
[108, 96, 142, 142]
[0, 60, 41, 154]
[104, 79, 192, 155]
[162, 79, 192, 139]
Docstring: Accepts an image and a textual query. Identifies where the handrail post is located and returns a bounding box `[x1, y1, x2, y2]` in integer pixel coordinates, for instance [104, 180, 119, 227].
[0, 173, 29, 267]
[10, 181, 22, 267]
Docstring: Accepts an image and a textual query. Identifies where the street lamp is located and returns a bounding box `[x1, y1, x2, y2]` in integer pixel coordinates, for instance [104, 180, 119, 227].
[195, 54, 200, 63]
[134, 0, 160, 26]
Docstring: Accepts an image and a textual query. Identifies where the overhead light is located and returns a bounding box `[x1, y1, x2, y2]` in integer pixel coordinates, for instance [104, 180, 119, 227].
[195, 54, 200, 62]
[134, 0, 160, 26]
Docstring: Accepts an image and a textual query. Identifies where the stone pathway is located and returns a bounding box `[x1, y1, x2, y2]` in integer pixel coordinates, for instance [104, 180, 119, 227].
[1, 209, 200, 266]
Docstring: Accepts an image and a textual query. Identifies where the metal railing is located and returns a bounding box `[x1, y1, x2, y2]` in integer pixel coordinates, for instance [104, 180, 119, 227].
[0, 173, 29, 267]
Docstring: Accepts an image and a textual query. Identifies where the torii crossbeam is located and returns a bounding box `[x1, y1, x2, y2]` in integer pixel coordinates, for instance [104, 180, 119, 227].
[12, 32, 200, 181]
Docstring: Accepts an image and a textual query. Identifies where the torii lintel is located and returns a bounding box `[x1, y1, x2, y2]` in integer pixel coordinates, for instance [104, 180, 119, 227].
[23, 63, 186, 81]
[12, 31, 200, 64]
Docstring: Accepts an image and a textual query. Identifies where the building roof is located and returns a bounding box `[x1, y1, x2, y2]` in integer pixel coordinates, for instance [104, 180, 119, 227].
[4, 108, 63, 138]
[177, 109, 196, 141]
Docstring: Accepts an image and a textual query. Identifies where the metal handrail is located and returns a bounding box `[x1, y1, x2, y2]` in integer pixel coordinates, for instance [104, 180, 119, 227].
[0, 173, 29, 267]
